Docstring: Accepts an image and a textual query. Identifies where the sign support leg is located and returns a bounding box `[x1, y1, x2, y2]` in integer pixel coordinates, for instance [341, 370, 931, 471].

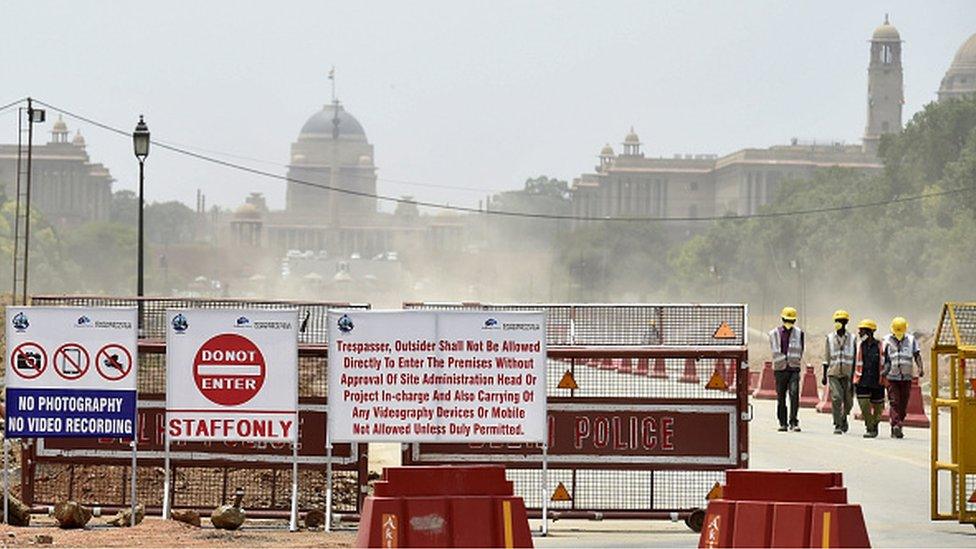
[541, 442, 549, 537]
[3, 438, 9, 524]
[325, 435, 333, 533]
[162, 435, 171, 519]
[129, 439, 138, 526]
[289, 440, 299, 532]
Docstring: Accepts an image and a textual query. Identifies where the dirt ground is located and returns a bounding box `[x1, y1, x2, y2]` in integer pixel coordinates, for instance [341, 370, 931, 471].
[0, 517, 355, 548]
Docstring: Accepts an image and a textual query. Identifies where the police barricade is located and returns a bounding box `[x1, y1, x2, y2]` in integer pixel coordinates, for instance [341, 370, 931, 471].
[401, 303, 749, 531]
[19, 296, 369, 518]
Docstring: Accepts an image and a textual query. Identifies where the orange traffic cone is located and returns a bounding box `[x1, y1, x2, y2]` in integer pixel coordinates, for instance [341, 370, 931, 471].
[799, 365, 819, 408]
[679, 357, 699, 384]
[753, 362, 777, 399]
[651, 358, 668, 379]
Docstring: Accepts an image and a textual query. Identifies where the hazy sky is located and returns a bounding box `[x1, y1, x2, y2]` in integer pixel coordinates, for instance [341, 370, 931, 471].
[1, 1, 973, 212]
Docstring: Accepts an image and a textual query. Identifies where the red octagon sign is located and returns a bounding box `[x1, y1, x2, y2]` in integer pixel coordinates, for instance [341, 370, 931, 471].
[193, 333, 266, 406]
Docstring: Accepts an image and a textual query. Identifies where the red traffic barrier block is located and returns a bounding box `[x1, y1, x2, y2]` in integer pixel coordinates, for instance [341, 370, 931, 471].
[618, 358, 634, 374]
[723, 470, 846, 504]
[679, 357, 700, 384]
[799, 365, 819, 408]
[769, 502, 813, 547]
[651, 358, 668, 379]
[748, 371, 759, 392]
[597, 357, 616, 371]
[810, 503, 871, 548]
[634, 358, 650, 376]
[698, 470, 871, 548]
[752, 362, 777, 399]
[356, 465, 533, 548]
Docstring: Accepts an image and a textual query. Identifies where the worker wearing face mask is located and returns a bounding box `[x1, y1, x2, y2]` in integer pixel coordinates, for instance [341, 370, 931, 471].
[882, 317, 923, 439]
[768, 307, 804, 432]
[822, 310, 856, 434]
[853, 319, 885, 438]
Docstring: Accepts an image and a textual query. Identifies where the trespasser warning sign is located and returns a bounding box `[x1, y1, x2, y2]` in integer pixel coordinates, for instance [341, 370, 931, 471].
[166, 309, 298, 442]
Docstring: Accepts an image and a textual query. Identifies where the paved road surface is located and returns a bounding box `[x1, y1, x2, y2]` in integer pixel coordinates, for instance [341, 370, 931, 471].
[533, 398, 976, 548]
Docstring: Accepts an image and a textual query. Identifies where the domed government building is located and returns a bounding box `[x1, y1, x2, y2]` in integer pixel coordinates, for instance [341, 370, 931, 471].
[571, 19, 976, 223]
[228, 96, 461, 257]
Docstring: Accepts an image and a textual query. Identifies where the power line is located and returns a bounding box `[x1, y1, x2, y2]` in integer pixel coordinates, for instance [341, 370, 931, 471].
[33, 99, 976, 223]
[0, 97, 27, 115]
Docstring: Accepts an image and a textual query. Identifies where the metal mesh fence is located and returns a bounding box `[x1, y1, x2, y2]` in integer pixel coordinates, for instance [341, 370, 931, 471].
[936, 303, 976, 349]
[403, 303, 746, 346]
[506, 469, 724, 512]
[29, 296, 369, 345]
[550, 357, 740, 399]
[23, 296, 367, 514]
[30, 463, 360, 513]
[403, 302, 746, 516]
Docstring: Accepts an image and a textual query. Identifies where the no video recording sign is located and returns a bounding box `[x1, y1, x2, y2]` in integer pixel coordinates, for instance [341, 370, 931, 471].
[4, 307, 138, 438]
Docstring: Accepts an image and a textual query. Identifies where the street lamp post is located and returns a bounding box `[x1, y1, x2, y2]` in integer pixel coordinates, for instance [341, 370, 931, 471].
[132, 116, 150, 323]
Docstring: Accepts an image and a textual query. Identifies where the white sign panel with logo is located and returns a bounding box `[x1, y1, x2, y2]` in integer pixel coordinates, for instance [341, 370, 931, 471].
[163, 308, 299, 529]
[4, 306, 139, 524]
[327, 310, 547, 442]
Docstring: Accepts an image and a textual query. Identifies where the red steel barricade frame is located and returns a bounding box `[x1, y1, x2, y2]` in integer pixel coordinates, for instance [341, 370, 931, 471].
[20, 296, 369, 517]
[401, 303, 749, 523]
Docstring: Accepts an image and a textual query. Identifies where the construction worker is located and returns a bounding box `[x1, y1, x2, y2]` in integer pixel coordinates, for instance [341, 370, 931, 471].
[853, 319, 885, 438]
[883, 316, 923, 439]
[822, 310, 855, 434]
[768, 306, 804, 432]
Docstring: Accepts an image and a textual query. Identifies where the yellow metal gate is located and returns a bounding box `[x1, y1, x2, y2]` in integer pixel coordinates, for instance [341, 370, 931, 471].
[931, 302, 976, 528]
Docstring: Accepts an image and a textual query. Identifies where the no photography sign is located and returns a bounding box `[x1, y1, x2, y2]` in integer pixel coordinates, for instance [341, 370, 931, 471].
[166, 309, 298, 442]
[4, 307, 138, 438]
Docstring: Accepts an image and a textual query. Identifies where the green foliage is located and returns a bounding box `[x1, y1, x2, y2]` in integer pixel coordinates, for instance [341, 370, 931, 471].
[666, 95, 976, 323]
[488, 176, 572, 248]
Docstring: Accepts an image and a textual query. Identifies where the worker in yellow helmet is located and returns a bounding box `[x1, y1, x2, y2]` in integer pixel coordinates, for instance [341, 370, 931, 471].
[882, 316, 923, 439]
[768, 306, 804, 432]
[853, 319, 885, 438]
[822, 310, 855, 434]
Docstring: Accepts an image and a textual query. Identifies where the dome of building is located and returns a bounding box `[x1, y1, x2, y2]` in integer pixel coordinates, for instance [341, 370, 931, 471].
[600, 143, 614, 156]
[71, 130, 86, 147]
[52, 115, 68, 133]
[872, 16, 900, 42]
[233, 203, 262, 220]
[624, 127, 641, 144]
[939, 33, 976, 101]
[299, 103, 366, 140]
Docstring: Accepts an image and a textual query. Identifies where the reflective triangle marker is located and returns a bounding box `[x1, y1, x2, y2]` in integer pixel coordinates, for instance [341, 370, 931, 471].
[551, 482, 572, 501]
[705, 370, 728, 390]
[713, 322, 737, 339]
[557, 370, 579, 390]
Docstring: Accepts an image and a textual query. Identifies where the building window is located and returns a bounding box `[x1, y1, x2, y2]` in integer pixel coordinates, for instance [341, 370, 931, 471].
[882, 44, 893, 64]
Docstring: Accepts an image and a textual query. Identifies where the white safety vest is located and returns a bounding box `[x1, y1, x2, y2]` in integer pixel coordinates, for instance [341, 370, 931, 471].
[769, 326, 803, 370]
[883, 333, 918, 381]
[825, 331, 856, 377]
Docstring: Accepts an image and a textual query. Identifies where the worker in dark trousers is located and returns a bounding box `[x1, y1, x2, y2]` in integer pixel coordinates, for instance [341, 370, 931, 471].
[853, 319, 885, 438]
[822, 310, 855, 434]
[883, 316, 923, 438]
[768, 306, 804, 432]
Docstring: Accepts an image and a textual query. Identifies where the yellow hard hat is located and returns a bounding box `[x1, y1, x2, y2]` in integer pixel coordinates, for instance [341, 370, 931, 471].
[781, 307, 798, 322]
[858, 319, 877, 331]
[833, 310, 850, 322]
[891, 316, 908, 337]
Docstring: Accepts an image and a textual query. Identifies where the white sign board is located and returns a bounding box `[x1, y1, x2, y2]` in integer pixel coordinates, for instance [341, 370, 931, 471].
[4, 307, 138, 438]
[328, 310, 547, 443]
[165, 309, 298, 442]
